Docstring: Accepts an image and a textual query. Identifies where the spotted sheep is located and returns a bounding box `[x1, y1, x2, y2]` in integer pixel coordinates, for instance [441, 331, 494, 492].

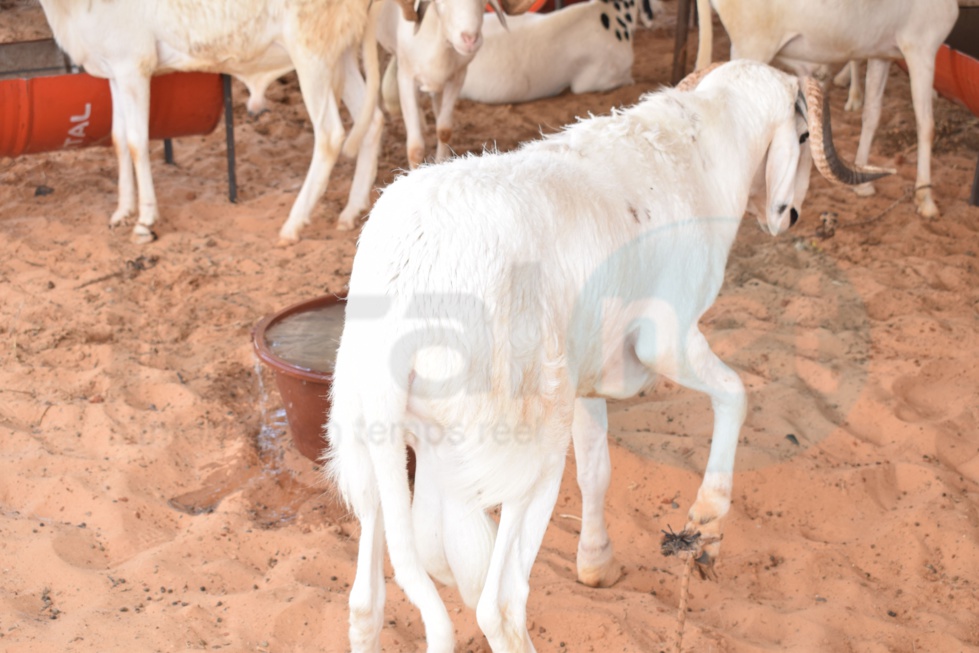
[457, 0, 660, 104]
[376, 0, 538, 169]
[35, 0, 416, 243]
[694, 0, 960, 218]
[326, 60, 890, 652]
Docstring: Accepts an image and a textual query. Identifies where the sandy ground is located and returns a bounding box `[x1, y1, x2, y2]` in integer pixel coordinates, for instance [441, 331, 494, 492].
[2, 2, 979, 651]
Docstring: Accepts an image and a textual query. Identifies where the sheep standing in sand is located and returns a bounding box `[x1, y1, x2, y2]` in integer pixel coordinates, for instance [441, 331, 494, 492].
[694, 0, 959, 218]
[326, 60, 890, 652]
[36, 0, 418, 243]
[376, 0, 536, 168]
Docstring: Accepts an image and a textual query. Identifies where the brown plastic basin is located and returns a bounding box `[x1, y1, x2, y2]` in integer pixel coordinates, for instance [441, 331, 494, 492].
[252, 294, 344, 462]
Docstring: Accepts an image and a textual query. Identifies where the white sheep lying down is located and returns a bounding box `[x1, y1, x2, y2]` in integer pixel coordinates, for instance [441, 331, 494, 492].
[327, 60, 888, 652]
[459, 0, 656, 104]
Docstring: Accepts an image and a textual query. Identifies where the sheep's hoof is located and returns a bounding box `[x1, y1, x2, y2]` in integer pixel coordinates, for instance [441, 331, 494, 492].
[577, 539, 622, 588]
[336, 219, 356, 232]
[844, 98, 864, 112]
[915, 193, 939, 219]
[130, 228, 157, 245]
[693, 550, 718, 581]
[577, 558, 623, 588]
[247, 106, 269, 120]
[110, 208, 133, 227]
[276, 236, 299, 248]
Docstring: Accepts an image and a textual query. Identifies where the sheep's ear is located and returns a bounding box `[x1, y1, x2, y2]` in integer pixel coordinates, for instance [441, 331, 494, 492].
[393, 0, 419, 21]
[498, 0, 538, 15]
[763, 120, 803, 236]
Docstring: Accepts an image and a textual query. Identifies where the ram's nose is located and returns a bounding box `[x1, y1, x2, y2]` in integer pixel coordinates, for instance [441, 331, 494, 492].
[456, 31, 480, 54]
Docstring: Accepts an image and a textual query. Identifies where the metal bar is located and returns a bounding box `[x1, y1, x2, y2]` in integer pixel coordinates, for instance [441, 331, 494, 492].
[222, 73, 238, 204]
[163, 138, 174, 165]
[971, 150, 979, 207]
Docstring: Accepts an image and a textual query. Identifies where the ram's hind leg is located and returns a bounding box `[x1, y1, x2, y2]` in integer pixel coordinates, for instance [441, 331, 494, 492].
[852, 59, 890, 199]
[348, 501, 386, 653]
[415, 443, 499, 608]
[337, 50, 383, 231]
[108, 71, 158, 244]
[901, 42, 941, 218]
[572, 398, 621, 587]
[277, 50, 345, 243]
[477, 443, 568, 652]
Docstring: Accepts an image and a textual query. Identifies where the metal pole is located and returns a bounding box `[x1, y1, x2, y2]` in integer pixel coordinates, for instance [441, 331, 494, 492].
[163, 138, 174, 165]
[971, 151, 979, 207]
[222, 73, 238, 204]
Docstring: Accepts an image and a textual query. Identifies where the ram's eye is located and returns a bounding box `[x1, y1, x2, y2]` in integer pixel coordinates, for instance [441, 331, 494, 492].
[799, 132, 810, 145]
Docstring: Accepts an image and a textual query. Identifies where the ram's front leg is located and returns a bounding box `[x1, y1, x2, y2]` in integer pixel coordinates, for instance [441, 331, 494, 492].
[649, 329, 746, 577]
[433, 68, 466, 163]
[396, 62, 426, 169]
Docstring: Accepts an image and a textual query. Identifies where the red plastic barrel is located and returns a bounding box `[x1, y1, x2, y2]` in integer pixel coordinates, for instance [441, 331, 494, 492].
[932, 45, 979, 117]
[0, 71, 224, 157]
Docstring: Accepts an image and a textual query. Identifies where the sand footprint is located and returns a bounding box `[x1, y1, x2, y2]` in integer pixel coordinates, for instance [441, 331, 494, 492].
[890, 360, 975, 424]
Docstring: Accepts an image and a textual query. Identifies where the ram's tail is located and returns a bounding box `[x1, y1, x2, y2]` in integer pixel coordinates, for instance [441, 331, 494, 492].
[325, 304, 455, 648]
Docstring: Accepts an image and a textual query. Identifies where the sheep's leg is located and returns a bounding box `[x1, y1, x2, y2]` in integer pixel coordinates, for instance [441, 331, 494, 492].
[645, 328, 746, 571]
[348, 503, 386, 653]
[571, 398, 621, 587]
[838, 60, 864, 112]
[852, 58, 890, 199]
[396, 61, 426, 168]
[477, 448, 566, 652]
[411, 446, 453, 586]
[433, 68, 465, 163]
[277, 54, 345, 243]
[337, 51, 383, 231]
[109, 71, 158, 244]
[370, 431, 455, 652]
[442, 492, 498, 608]
[411, 440, 499, 606]
[900, 43, 940, 218]
[107, 77, 136, 230]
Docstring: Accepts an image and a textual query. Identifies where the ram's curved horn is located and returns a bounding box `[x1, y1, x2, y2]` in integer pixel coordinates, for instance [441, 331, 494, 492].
[675, 61, 724, 91]
[800, 76, 894, 186]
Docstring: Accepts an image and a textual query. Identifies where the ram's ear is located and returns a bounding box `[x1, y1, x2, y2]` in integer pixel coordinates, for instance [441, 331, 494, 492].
[763, 119, 803, 236]
[392, 0, 418, 21]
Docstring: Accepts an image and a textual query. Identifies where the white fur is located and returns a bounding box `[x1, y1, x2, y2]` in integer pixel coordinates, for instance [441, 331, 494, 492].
[327, 60, 815, 652]
[694, 0, 959, 218]
[37, 0, 384, 242]
[459, 0, 656, 104]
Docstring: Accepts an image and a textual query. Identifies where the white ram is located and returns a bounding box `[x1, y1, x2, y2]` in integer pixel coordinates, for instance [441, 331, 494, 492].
[37, 0, 396, 243]
[694, 0, 959, 218]
[376, 0, 536, 168]
[458, 0, 657, 104]
[326, 60, 889, 652]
